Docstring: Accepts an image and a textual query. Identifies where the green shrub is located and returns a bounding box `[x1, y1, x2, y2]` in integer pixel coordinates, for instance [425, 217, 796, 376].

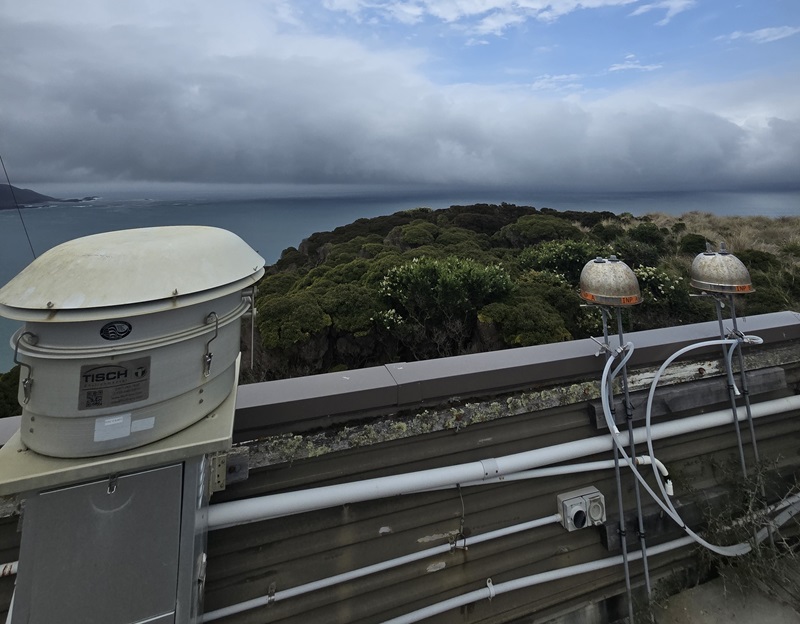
[630, 265, 706, 328]
[782, 242, 800, 258]
[591, 223, 625, 243]
[628, 221, 668, 251]
[497, 215, 583, 248]
[379, 256, 514, 357]
[258, 291, 332, 349]
[359, 242, 385, 258]
[0, 366, 20, 418]
[519, 240, 606, 284]
[678, 233, 709, 255]
[735, 249, 780, 272]
[452, 212, 508, 235]
[258, 272, 300, 298]
[435, 227, 488, 249]
[320, 284, 381, 335]
[478, 299, 571, 347]
[516, 271, 586, 338]
[739, 285, 790, 315]
[402, 221, 440, 247]
[611, 237, 661, 268]
[274, 246, 307, 271]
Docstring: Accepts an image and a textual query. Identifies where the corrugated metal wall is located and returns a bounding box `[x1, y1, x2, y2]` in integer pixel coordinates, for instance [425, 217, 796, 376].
[203, 313, 800, 624]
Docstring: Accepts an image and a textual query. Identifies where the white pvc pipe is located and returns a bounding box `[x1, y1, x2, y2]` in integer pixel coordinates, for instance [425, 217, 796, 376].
[636, 456, 673, 496]
[386, 495, 800, 624]
[636, 456, 668, 479]
[208, 394, 800, 529]
[201, 514, 561, 622]
[4, 588, 13, 624]
[0, 561, 16, 577]
[424, 456, 671, 491]
[380, 536, 695, 624]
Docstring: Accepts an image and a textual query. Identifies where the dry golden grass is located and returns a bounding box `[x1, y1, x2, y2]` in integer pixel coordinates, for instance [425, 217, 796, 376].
[645, 212, 800, 259]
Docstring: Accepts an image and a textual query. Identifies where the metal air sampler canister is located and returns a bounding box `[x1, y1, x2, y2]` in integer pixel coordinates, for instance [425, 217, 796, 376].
[0, 226, 265, 458]
[689, 242, 754, 294]
[579, 256, 642, 306]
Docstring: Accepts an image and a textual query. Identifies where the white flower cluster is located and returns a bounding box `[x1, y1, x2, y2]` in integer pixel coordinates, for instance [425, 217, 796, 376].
[634, 266, 683, 303]
[370, 308, 403, 330]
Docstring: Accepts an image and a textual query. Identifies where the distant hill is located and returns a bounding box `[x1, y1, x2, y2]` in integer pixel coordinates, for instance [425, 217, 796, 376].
[0, 184, 56, 209]
[0, 184, 97, 209]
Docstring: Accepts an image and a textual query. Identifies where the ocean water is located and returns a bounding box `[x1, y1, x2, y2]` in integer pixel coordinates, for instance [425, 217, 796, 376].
[1, 189, 798, 371]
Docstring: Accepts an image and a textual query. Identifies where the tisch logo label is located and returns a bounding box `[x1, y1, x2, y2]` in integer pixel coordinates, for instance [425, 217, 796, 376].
[82, 365, 129, 384]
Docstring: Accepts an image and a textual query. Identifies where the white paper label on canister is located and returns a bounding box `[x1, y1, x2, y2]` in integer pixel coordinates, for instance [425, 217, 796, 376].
[94, 413, 131, 442]
[131, 417, 155, 433]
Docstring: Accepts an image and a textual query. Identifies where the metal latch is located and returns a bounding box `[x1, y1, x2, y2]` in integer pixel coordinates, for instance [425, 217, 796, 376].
[203, 312, 218, 378]
[197, 552, 207, 591]
[14, 331, 38, 404]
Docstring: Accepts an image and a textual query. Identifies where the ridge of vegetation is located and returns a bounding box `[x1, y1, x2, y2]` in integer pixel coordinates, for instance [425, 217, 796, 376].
[1, 204, 798, 415]
[247, 204, 800, 382]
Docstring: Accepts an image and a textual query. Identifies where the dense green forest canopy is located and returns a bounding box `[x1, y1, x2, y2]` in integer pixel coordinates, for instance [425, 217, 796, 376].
[249, 204, 800, 382]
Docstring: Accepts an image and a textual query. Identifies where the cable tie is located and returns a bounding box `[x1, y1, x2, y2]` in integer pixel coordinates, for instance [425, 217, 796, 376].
[486, 578, 495, 601]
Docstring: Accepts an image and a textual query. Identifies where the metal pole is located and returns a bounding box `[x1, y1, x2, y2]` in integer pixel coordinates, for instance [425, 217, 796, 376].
[728, 295, 761, 463]
[616, 310, 652, 602]
[602, 307, 635, 623]
[727, 294, 774, 547]
[714, 297, 748, 477]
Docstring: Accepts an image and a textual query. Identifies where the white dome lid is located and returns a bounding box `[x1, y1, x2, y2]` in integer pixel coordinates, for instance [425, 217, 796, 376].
[0, 226, 265, 320]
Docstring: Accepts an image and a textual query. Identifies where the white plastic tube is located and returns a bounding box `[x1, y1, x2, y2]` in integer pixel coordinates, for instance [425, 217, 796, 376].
[600, 339, 754, 556]
[426, 457, 672, 492]
[382, 495, 800, 624]
[208, 394, 800, 529]
[636, 456, 673, 496]
[379, 536, 695, 624]
[644, 337, 763, 517]
[4, 588, 14, 624]
[201, 514, 561, 622]
[0, 561, 16, 577]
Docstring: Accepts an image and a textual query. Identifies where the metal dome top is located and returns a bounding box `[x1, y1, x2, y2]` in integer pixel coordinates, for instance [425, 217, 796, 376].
[579, 256, 641, 306]
[0, 226, 265, 320]
[689, 242, 753, 294]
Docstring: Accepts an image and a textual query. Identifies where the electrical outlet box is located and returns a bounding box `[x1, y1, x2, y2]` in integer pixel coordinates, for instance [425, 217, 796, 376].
[557, 486, 606, 531]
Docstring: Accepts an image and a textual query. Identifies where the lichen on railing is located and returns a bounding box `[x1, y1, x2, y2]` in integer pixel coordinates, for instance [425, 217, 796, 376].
[246, 380, 602, 467]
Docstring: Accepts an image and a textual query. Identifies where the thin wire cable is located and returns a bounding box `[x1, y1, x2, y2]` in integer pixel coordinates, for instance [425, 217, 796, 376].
[0, 153, 36, 259]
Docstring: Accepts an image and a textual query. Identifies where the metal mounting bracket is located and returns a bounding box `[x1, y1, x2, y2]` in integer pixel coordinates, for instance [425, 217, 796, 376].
[209, 452, 227, 493]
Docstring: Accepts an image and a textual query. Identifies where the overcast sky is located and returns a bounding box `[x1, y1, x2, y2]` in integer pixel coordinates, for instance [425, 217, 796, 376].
[1, 0, 798, 195]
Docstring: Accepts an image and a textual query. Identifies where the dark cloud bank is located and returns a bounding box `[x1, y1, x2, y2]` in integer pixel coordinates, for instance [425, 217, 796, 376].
[1, 14, 798, 195]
